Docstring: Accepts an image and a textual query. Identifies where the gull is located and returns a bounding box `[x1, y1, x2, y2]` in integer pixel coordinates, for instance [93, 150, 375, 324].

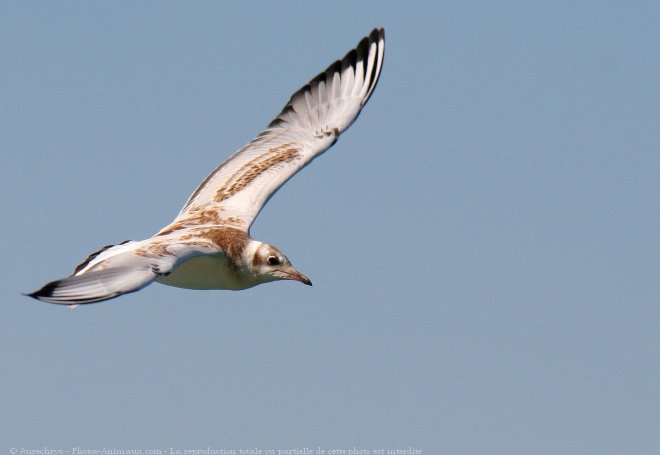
[27, 28, 385, 305]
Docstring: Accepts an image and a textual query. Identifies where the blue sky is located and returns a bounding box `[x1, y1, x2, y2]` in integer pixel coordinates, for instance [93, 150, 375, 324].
[1, 1, 659, 453]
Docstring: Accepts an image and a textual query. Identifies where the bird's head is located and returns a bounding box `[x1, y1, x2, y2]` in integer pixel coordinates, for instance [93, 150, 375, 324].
[246, 241, 312, 286]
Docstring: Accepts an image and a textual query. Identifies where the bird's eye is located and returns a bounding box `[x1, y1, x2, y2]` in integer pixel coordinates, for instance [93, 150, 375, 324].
[267, 256, 280, 266]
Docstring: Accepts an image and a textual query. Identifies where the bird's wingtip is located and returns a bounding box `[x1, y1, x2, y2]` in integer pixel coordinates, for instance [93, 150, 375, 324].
[24, 281, 59, 302]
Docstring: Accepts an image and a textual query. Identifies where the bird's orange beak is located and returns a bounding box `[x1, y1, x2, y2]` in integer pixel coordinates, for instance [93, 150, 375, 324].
[288, 269, 312, 286]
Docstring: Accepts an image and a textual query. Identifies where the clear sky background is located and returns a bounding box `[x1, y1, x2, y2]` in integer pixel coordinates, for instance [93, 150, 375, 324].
[1, 1, 659, 453]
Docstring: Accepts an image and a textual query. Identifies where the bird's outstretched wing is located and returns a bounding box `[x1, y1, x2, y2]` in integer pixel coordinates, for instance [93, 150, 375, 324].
[26, 240, 180, 305]
[27, 266, 158, 305]
[159, 28, 385, 235]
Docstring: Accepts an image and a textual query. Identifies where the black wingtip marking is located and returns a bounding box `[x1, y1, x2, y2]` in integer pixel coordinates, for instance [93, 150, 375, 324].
[24, 281, 123, 306]
[25, 280, 60, 301]
[267, 28, 384, 131]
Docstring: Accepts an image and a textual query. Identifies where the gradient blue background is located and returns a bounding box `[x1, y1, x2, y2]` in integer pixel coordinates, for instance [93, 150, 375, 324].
[2, 1, 659, 453]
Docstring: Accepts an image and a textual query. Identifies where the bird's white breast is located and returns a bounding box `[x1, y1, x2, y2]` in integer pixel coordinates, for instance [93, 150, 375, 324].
[156, 253, 257, 290]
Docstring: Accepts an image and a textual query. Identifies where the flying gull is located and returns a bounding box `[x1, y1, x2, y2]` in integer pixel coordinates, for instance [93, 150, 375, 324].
[27, 28, 385, 305]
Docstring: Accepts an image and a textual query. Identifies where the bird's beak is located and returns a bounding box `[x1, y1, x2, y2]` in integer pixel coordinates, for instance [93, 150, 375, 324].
[287, 269, 312, 286]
